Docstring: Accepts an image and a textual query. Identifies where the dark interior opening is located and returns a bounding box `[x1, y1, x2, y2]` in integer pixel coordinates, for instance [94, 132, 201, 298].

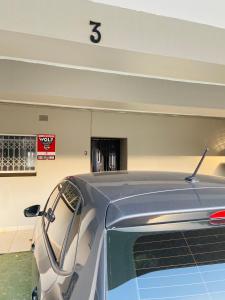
[91, 137, 127, 172]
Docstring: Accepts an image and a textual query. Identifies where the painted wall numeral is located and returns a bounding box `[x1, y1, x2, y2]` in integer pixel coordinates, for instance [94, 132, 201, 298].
[90, 20, 102, 44]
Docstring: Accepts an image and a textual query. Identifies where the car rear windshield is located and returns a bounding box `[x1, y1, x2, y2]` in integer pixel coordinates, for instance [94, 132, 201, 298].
[107, 221, 225, 300]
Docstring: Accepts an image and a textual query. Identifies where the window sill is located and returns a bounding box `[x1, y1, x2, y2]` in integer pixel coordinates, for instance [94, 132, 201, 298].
[0, 172, 37, 177]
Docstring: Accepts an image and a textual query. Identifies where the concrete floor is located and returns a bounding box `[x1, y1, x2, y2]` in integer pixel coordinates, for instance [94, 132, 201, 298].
[0, 230, 33, 254]
[0, 252, 32, 300]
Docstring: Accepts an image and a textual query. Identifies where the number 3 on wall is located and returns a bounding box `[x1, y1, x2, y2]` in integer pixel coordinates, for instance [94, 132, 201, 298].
[90, 21, 102, 44]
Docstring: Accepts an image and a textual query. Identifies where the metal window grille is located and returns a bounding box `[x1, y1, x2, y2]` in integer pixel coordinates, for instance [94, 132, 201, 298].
[0, 135, 36, 173]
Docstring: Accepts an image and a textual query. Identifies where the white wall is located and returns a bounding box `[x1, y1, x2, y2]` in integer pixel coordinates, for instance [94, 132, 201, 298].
[0, 104, 90, 230]
[1, 0, 225, 65]
[93, 0, 225, 29]
[1, 103, 225, 230]
[92, 111, 225, 173]
[2, 60, 225, 118]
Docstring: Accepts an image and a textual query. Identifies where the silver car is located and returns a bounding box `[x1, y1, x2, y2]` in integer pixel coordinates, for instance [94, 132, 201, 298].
[25, 171, 225, 300]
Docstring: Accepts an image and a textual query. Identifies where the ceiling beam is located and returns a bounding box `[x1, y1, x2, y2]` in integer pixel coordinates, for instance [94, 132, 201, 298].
[1, 60, 225, 117]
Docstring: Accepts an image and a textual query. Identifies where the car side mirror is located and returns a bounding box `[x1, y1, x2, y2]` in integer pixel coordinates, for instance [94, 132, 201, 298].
[24, 205, 43, 218]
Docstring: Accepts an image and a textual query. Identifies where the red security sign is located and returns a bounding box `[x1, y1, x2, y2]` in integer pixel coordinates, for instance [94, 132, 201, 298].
[37, 134, 56, 160]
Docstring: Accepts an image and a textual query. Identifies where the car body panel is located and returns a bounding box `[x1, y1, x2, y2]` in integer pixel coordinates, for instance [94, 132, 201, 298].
[32, 224, 58, 299]
[72, 171, 225, 228]
[60, 177, 108, 300]
[32, 177, 109, 299]
[106, 187, 225, 228]
[30, 171, 225, 300]
[75, 171, 225, 202]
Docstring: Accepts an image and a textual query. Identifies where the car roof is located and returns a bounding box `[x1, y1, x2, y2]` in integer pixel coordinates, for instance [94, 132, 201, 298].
[74, 171, 225, 201]
[70, 171, 225, 228]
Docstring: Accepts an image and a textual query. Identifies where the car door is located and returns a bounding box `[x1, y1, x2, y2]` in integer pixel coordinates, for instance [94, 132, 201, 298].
[32, 182, 63, 300]
[41, 181, 83, 300]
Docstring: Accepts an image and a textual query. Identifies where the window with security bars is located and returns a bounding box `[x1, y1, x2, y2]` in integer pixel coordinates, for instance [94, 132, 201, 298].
[0, 135, 36, 173]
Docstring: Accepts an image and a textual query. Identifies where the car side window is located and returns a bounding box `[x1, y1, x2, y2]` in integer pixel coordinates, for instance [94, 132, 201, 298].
[61, 187, 82, 272]
[43, 183, 63, 227]
[46, 181, 82, 266]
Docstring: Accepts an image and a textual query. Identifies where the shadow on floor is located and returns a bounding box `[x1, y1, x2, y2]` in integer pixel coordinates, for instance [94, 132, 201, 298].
[0, 252, 32, 300]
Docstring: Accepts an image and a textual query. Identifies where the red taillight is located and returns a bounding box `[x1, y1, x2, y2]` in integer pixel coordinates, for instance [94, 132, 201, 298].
[210, 210, 225, 225]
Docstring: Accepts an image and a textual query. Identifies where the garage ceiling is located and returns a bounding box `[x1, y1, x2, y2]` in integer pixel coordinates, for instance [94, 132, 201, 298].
[0, 0, 225, 117]
[91, 0, 225, 29]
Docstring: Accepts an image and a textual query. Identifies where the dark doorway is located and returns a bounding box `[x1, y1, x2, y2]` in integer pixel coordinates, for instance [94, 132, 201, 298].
[91, 137, 127, 172]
